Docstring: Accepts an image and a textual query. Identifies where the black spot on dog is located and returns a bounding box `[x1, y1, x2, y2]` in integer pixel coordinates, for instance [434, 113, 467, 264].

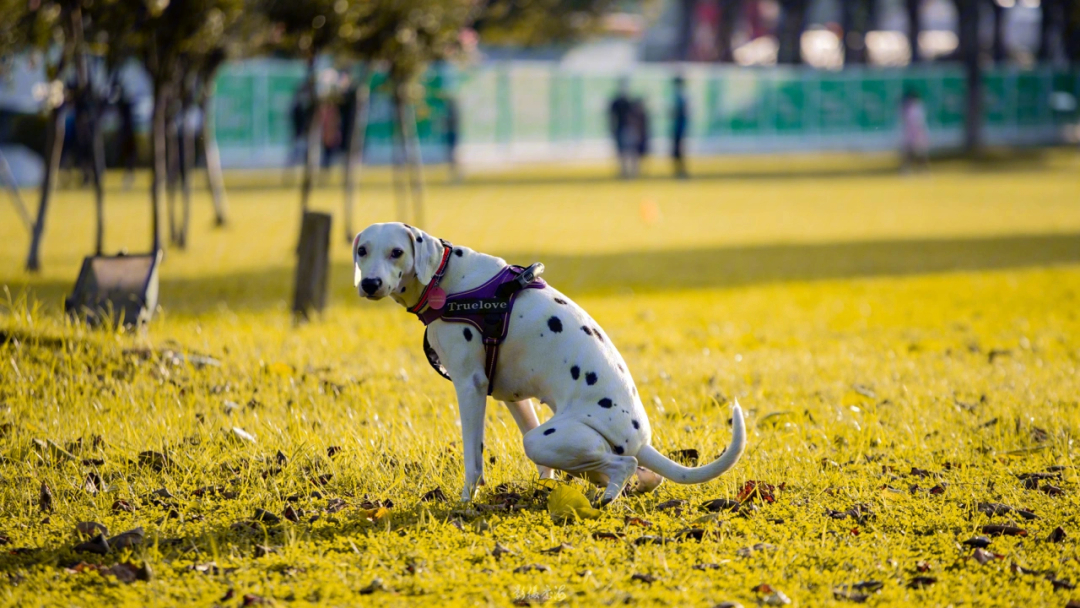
[617, 364, 624, 372]
[632, 386, 637, 395]
[581, 326, 593, 337]
[543, 428, 556, 436]
[547, 316, 563, 333]
[416, 236, 423, 242]
[614, 445, 624, 455]
[463, 328, 473, 342]
[454, 248, 463, 257]
[571, 366, 580, 380]
[586, 372, 598, 385]
[554, 298, 567, 305]
[632, 420, 640, 429]
[593, 328, 604, 342]
[598, 398, 613, 408]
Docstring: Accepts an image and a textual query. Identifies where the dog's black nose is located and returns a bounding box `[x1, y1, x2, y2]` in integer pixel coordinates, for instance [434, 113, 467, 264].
[360, 277, 382, 295]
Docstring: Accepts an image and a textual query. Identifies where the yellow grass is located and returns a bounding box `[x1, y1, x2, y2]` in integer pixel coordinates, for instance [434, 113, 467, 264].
[1, 150, 1080, 606]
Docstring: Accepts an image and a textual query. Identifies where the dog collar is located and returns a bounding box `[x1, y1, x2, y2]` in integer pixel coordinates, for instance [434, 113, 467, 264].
[407, 240, 453, 315]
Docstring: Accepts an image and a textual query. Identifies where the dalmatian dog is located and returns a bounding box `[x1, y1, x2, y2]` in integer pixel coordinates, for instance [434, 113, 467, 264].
[352, 222, 746, 505]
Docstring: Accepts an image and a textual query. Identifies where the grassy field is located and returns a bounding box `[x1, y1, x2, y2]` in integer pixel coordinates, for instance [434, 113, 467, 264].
[2, 151, 1080, 606]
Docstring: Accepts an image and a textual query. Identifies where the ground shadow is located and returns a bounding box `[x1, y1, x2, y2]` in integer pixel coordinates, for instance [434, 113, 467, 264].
[8, 232, 1079, 315]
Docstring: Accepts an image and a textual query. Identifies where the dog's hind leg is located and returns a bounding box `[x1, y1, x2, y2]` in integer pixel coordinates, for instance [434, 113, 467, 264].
[523, 421, 637, 506]
[504, 399, 555, 479]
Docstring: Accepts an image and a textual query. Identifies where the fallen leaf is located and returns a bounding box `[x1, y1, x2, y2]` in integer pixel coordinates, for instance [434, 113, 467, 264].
[326, 498, 348, 513]
[108, 527, 145, 550]
[253, 508, 280, 524]
[669, 449, 699, 465]
[592, 531, 624, 541]
[75, 522, 108, 538]
[283, 505, 302, 522]
[962, 535, 992, 548]
[634, 535, 673, 546]
[972, 548, 1004, 565]
[421, 487, 447, 503]
[359, 507, 389, 523]
[513, 564, 550, 574]
[111, 499, 134, 513]
[631, 573, 658, 584]
[540, 543, 573, 554]
[1047, 527, 1067, 543]
[736, 480, 782, 504]
[39, 482, 53, 512]
[625, 516, 653, 527]
[137, 451, 169, 471]
[737, 543, 778, 557]
[547, 485, 601, 521]
[701, 498, 742, 512]
[692, 563, 722, 571]
[982, 524, 1027, 537]
[1041, 484, 1065, 497]
[327, 446, 343, 458]
[1049, 578, 1076, 591]
[74, 534, 110, 555]
[230, 427, 256, 443]
[656, 499, 687, 511]
[908, 576, 937, 588]
[491, 542, 515, 559]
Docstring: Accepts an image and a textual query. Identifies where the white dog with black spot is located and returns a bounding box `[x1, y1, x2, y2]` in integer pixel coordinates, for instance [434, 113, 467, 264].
[352, 222, 746, 505]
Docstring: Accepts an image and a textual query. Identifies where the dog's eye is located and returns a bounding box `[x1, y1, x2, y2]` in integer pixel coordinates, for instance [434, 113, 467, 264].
[390, 248, 404, 259]
[356, 246, 367, 258]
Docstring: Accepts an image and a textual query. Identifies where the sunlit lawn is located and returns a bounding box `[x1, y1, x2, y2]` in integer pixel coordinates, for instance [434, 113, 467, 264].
[1, 150, 1079, 606]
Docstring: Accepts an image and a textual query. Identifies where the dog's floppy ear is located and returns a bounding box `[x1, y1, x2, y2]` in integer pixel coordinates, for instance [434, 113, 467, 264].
[403, 224, 442, 285]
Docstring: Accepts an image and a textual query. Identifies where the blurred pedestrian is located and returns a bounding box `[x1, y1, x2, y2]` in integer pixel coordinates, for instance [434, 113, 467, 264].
[629, 98, 649, 177]
[671, 75, 689, 179]
[608, 78, 634, 178]
[320, 100, 341, 170]
[114, 84, 136, 189]
[445, 96, 460, 182]
[900, 88, 929, 173]
[287, 82, 312, 175]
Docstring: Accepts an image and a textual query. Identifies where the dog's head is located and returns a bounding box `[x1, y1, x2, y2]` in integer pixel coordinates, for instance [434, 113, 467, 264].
[352, 222, 443, 301]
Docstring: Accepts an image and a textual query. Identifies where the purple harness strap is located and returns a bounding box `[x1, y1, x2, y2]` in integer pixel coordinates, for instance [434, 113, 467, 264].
[415, 264, 546, 395]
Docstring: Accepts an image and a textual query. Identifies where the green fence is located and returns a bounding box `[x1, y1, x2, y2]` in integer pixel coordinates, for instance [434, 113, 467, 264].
[213, 60, 1079, 166]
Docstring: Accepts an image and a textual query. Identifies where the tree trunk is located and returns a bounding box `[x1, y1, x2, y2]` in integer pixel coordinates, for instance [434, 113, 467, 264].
[717, 0, 743, 63]
[343, 75, 370, 243]
[391, 93, 409, 222]
[201, 78, 229, 227]
[178, 100, 195, 249]
[677, 0, 696, 60]
[401, 102, 425, 228]
[0, 149, 33, 231]
[299, 56, 319, 216]
[956, 0, 982, 153]
[842, 0, 871, 66]
[71, 5, 106, 256]
[26, 105, 66, 272]
[166, 95, 184, 246]
[777, 0, 808, 65]
[990, 1, 1006, 64]
[907, 0, 922, 63]
[151, 83, 169, 253]
[1037, 0, 1057, 62]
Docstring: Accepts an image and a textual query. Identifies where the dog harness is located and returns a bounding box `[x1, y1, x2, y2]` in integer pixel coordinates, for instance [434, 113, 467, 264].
[409, 241, 546, 395]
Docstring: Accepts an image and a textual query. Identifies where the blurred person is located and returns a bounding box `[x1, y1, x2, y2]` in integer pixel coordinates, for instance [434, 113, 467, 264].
[114, 84, 137, 189]
[320, 99, 341, 171]
[671, 75, 689, 179]
[629, 98, 649, 178]
[608, 78, 634, 178]
[444, 96, 460, 182]
[900, 88, 930, 173]
[287, 82, 313, 180]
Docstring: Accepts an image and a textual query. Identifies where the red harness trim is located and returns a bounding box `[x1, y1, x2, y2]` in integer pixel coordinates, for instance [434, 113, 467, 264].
[406, 244, 453, 315]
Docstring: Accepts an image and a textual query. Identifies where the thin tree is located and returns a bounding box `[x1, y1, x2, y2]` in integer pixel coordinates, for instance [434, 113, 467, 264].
[261, 0, 349, 220]
[21, 1, 75, 272]
[906, 0, 922, 63]
[777, 0, 809, 65]
[0, 0, 35, 232]
[954, 0, 983, 153]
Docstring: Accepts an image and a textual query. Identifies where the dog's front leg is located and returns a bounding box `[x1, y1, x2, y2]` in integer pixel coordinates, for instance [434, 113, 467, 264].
[454, 372, 488, 502]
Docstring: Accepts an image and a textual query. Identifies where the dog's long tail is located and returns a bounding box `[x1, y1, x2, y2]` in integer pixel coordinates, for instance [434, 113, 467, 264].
[636, 400, 746, 484]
